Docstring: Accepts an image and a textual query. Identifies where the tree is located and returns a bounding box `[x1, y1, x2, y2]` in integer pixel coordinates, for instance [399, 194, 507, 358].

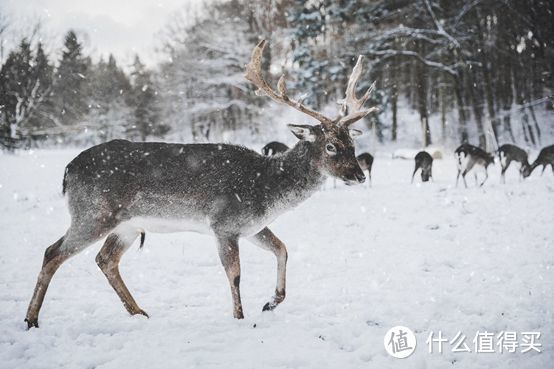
[51, 30, 88, 126]
[85, 54, 132, 142]
[0, 38, 52, 149]
[159, 0, 263, 142]
[128, 55, 164, 141]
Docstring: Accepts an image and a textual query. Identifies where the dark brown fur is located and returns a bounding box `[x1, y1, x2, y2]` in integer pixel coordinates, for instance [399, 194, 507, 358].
[412, 151, 433, 183]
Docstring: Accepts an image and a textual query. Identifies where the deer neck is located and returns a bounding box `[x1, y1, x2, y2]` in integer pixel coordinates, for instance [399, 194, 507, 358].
[265, 140, 326, 205]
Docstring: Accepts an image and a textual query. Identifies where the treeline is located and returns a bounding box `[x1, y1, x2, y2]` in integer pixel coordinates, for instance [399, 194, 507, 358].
[282, 0, 554, 149]
[158, 0, 553, 148]
[0, 31, 165, 149]
[1, 0, 553, 150]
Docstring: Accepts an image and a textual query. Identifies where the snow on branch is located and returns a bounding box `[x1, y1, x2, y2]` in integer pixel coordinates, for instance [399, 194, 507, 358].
[365, 49, 458, 75]
[423, 0, 461, 48]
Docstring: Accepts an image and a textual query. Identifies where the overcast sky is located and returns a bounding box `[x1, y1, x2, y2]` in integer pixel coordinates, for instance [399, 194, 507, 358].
[0, 0, 205, 67]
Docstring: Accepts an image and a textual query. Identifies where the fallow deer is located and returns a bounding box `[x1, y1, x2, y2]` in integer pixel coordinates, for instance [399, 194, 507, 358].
[497, 144, 531, 183]
[455, 143, 495, 187]
[356, 152, 373, 187]
[529, 144, 554, 176]
[411, 151, 433, 183]
[24, 40, 376, 329]
[261, 141, 289, 156]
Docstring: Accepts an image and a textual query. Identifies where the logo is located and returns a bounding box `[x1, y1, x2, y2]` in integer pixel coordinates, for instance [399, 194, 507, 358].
[384, 326, 417, 359]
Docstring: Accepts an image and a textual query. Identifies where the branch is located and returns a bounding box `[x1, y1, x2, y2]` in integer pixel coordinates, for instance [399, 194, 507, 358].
[366, 49, 458, 75]
[453, 0, 484, 28]
[423, 0, 460, 48]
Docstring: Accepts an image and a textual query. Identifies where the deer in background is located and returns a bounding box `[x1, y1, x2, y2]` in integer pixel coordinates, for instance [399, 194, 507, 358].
[24, 40, 376, 329]
[262, 141, 289, 156]
[529, 144, 554, 176]
[412, 151, 433, 183]
[334, 152, 373, 189]
[497, 144, 531, 183]
[455, 143, 495, 187]
[356, 152, 373, 187]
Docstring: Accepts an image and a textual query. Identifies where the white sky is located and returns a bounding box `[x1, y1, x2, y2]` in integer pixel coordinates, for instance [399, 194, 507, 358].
[0, 0, 206, 67]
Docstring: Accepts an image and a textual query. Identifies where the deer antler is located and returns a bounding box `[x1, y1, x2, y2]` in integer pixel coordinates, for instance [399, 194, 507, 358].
[337, 55, 378, 126]
[245, 40, 334, 127]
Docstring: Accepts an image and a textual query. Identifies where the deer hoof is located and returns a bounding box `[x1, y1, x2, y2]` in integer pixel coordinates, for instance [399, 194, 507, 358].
[234, 311, 244, 319]
[25, 318, 39, 329]
[262, 302, 276, 312]
[132, 309, 149, 318]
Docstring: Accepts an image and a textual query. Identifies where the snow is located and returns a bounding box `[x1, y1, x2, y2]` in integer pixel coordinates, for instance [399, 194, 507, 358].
[0, 148, 553, 368]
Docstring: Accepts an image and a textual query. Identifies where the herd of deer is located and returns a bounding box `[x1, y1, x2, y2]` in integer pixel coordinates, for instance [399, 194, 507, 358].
[262, 141, 554, 187]
[455, 143, 554, 187]
[23, 40, 553, 330]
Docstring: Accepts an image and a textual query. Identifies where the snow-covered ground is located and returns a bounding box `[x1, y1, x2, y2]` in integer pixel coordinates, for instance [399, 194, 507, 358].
[0, 148, 552, 369]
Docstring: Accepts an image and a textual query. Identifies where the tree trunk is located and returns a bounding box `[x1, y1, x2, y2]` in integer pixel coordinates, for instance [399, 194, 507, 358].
[500, 59, 515, 143]
[391, 76, 398, 141]
[467, 68, 486, 148]
[454, 73, 468, 144]
[513, 61, 535, 145]
[440, 82, 447, 144]
[416, 42, 431, 147]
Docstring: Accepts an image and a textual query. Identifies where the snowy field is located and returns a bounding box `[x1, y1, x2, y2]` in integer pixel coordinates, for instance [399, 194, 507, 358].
[0, 148, 553, 369]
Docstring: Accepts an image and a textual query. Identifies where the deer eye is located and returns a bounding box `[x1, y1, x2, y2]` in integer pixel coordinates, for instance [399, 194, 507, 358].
[325, 143, 337, 155]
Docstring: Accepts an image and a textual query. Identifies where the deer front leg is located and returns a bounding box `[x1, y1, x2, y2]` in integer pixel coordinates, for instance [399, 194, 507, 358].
[96, 232, 148, 318]
[411, 167, 418, 184]
[461, 170, 469, 188]
[249, 227, 287, 312]
[216, 234, 244, 319]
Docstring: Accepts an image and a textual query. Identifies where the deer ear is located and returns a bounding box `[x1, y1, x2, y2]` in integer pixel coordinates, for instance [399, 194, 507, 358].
[349, 129, 363, 138]
[288, 124, 317, 142]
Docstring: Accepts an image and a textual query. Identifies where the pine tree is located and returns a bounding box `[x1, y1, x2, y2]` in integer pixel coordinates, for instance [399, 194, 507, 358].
[52, 30, 88, 126]
[86, 53, 133, 141]
[27, 42, 54, 131]
[129, 55, 163, 141]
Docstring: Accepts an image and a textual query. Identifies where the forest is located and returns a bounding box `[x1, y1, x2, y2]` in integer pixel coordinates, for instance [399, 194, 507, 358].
[0, 0, 552, 151]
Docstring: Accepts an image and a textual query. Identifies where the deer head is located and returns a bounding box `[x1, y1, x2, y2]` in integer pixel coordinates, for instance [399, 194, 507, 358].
[245, 40, 377, 184]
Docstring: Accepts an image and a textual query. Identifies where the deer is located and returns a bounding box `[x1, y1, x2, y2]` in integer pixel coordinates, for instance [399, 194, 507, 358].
[497, 144, 531, 183]
[334, 152, 372, 189]
[261, 141, 289, 156]
[24, 40, 376, 329]
[356, 153, 373, 187]
[529, 144, 554, 176]
[455, 143, 495, 188]
[411, 151, 433, 183]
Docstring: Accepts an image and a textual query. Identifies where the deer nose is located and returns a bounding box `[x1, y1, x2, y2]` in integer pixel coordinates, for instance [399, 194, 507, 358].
[355, 172, 366, 183]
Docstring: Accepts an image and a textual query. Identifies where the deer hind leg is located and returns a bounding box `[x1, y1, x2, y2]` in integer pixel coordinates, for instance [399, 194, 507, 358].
[25, 226, 104, 329]
[480, 169, 489, 187]
[501, 159, 511, 183]
[216, 234, 244, 319]
[249, 227, 287, 312]
[463, 160, 476, 188]
[96, 227, 147, 317]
